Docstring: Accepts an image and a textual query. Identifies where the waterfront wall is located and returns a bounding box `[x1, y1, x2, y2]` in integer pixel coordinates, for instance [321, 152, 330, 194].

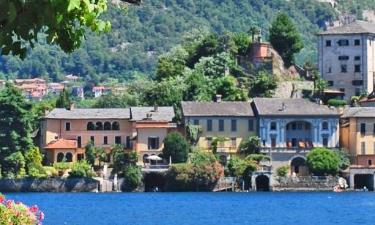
[272, 176, 339, 191]
[0, 178, 99, 192]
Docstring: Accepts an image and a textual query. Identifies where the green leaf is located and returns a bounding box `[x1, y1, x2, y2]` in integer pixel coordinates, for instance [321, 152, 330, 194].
[67, 0, 81, 12]
[8, 2, 17, 23]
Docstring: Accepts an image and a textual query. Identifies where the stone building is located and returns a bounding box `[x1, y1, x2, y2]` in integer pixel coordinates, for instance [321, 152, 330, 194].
[251, 98, 340, 176]
[318, 20, 375, 101]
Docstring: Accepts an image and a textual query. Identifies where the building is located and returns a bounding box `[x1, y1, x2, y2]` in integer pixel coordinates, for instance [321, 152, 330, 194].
[41, 106, 175, 164]
[341, 107, 375, 190]
[92, 86, 111, 98]
[318, 20, 375, 101]
[181, 99, 256, 163]
[358, 91, 375, 107]
[47, 83, 65, 95]
[13, 78, 47, 100]
[72, 86, 84, 99]
[252, 98, 340, 176]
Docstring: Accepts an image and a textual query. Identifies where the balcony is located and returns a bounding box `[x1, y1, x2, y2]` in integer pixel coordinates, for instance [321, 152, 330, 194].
[260, 147, 313, 154]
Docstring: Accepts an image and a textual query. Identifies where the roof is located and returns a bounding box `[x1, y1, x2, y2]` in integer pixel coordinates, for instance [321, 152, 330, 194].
[252, 98, 339, 117]
[44, 108, 130, 119]
[130, 107, 175, 121]
[181, 101, 254, 117]
[342, 107, 375, 118]
[359, 91, 375, 103]
[45, 139, 77, 149]
[319, 20, 375, 35]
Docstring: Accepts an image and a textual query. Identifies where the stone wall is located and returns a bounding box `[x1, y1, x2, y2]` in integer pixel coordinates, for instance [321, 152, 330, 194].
[0, 178, 99, 192]
[273, 176, 339, 191]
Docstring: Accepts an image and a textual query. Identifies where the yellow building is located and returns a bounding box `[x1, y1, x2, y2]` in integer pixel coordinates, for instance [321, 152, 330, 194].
[41, 106, 175, 164]
[341, 107, 375, 166]
[181, 99, 256, 163]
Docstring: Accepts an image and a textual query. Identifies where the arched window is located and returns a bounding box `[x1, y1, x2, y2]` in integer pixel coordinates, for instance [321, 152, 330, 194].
[322, 122, 328, 130]
[87, 122, 95, 131]
[104, 122, 111, 130]
[57, 153, 64, 162]
[270, 122, 277, 130]
[65, 152, 73, 162]
[96, 122, 103, 130]
[112, 122, 120, 130]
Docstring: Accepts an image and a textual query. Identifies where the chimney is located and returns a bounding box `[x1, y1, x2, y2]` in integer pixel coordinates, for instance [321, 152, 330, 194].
[153, 105, 158, 112]
[67, 103, 75, 110]
[215, 94, 222, 103]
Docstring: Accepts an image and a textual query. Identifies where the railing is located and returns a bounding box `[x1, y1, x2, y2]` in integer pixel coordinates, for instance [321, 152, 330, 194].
[260, 147, 313, 154]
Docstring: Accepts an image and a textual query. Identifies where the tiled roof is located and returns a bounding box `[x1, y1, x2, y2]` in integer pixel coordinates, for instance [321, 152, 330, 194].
[44, 108, 131, 119]
[342, 107, 375, 118]
[45, 139, 77, 149]
[181, 101, 254, 117]
[252, 98, 339, 117]
[130, 107, 175, 121]
[319, 20, 375, 35]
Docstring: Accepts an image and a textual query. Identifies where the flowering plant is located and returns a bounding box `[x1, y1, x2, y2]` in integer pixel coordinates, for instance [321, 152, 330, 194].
[0, 193, 44, 225]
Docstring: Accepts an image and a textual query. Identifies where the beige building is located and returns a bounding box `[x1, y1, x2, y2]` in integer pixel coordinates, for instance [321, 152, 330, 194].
[318, 20, 375, 100]
[181, 100, 256, 163]
[41, 106, 175, 164]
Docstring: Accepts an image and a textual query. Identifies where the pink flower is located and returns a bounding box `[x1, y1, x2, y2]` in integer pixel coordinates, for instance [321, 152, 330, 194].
[6, 200, 13, 208]
[39, 212, 45, 221]
[29, 205, 39, 213]
[0, 195, 4, 203]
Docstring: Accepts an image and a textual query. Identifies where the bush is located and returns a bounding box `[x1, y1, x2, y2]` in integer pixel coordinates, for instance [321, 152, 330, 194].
[333, 149, 350, 171]
[239, 136, 261, 155]
[245, 154, 270, 163]
[0, 193, 44, 224]
[3, 152, 26, 178]
[122, 165, 142, 192]
[226, 156, 257, 178]
[306, 148, 340, 176]
[25, 147, 46, 178]
[53, 162, 71, 171]
[327, 99, 347, 107]
[27, 163, 47, 178]
[43, 166, 58, 177]
[69, 161, 95, 178]
[111, 145, 138, 174]
[163, 132, 190, 163]
[276, 166, 289, 177]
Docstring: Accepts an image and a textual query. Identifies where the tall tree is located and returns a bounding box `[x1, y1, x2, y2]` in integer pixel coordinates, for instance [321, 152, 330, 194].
[0, 0, 140, 58]
[0, 83, 34, 176]
[55, 88, 71, 109]
[269, 13, 303, 67]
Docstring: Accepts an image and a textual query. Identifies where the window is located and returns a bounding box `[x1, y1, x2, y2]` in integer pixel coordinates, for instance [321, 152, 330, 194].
[337, 39, 349, 46]
[352, 80, 363, 86]
[96, 122, 103, 130]
[270, 122, 277, 130]
[231, 137, 236, 148]
[193, 119, 199, 126]
[271, 138, 277, 148]
[325, 40, 331, 47]
[104, 122, 111, 130]
[115, 136, 122, 145]
[327, 81, 334, 86]
[231, 119, 237, 132]
[323, 137, 328, 147]
[355, 56, 361, 61]
[104, 136, 108, 145]
[322, 122, 328, 130]
[248, 119, 254, 131]
[355, 64, 361, 73]
[305, 123, 311, 130]
[341, 65, 347, 73]
[361, 142, 366, 155]
[373, 124, 375, 135]
[297, 122, 303, 130]
[292, 138, 297, 147]
[90, 136, 95, 143]
[65, 122, 71, 131]
[77, 136, 82, 148]
[327, 67, 332, 73]
[354, 39, 360, 46]
[207, 137, 213, 148]
[87, 122, 95, 131]
[339, 88, 345, 93]
[57, 153, 64, 162]
[207, 120, 212, 132]
[338, 55, 349, 60]
[77, 154, 84, 161]
[291, 122, 297, 130]
[355, 88, 361, 96]
[148, 137, 159, 150]
[360, 123, 366, 135]
[112, 122, 120, 130]
[126, 136, 132, 149]
[65, 152, 73, 162]
[369, 160, 372, 166]
[219, 120, 224, 131]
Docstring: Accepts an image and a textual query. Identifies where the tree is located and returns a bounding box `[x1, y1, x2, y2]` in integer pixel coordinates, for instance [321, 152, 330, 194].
[0, 0, 140, 58]
[269, 13, 303, 66]
[249, 71, 278, 98]
[55, 88, 71, 109]
[0, 83, 33, 176]
[239, 136, 261, 155]
[121, 165, 142, 192]
[3, 152, 26, 178]
[24, 146, 46, 178]
[93, 93, 139, 108]
[111, 145, 138, 174]
[85, 141, 95, 166]
[163, 132, 189, 163]
[306, 148, 340, 176]
[185, 124, 202, 145]
[226, 156, 256, 178]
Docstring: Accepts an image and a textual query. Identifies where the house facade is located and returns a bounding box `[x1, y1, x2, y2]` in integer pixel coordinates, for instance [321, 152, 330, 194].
[41, 106, 175, 164]
[181, 100, 257, 163]
[252, 98, 340, 175]
[318, 20, 375, 100]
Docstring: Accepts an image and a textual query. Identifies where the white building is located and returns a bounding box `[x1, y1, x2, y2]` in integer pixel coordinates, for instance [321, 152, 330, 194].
[318, 20, 375, 101]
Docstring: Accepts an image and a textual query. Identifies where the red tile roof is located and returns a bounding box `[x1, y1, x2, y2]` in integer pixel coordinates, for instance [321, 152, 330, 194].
[45, 139, 77, 149]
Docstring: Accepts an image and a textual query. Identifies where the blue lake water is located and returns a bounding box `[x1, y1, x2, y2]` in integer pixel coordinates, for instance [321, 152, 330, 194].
[6, 192, 375, 225]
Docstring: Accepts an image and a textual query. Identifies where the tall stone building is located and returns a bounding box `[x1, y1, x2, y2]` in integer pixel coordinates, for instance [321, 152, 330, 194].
[318, 20, 375, 101]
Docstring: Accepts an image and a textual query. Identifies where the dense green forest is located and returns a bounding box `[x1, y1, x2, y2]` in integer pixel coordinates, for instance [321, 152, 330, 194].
[0, 0, 371, 83]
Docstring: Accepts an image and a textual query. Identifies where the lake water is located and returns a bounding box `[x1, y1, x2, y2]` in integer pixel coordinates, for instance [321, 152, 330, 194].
[6, 192, 375, 225]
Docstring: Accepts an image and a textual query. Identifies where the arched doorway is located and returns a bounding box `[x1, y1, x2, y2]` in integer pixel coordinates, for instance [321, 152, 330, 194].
[354, 174, 374, 191]
[290, 157, 308, 176]
[255, 175, 270, 191]
[57, 152, 64, 162]
[144, 172, 166, 192]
